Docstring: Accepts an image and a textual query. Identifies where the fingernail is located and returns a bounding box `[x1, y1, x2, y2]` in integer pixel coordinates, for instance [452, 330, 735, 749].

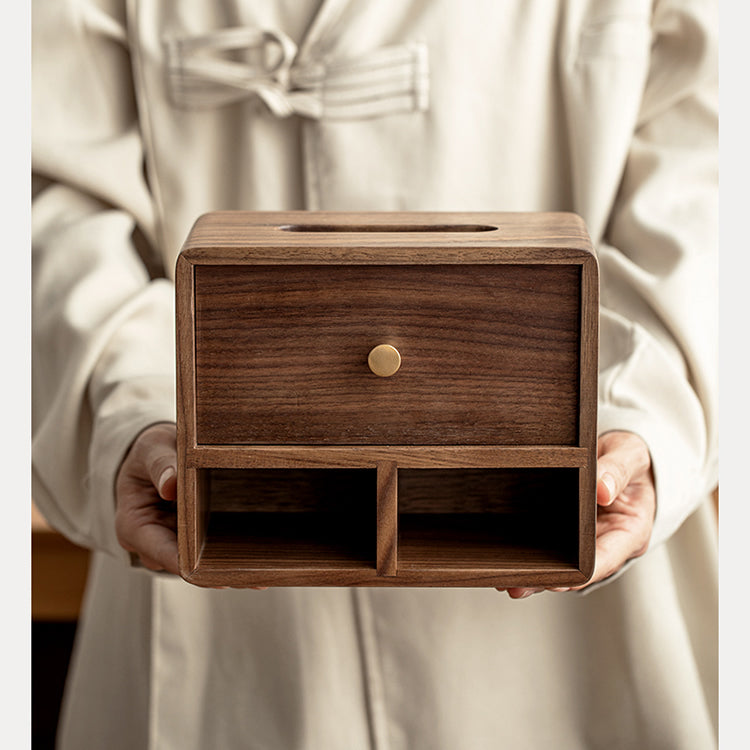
[602, 473, 616, 501]
[158, 467, 176, 493]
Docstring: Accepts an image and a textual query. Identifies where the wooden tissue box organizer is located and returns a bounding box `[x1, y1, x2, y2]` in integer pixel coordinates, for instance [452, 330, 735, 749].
[176, 211, 598, 587]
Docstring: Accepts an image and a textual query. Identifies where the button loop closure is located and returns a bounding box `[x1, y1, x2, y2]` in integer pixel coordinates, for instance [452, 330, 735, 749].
[165, 25, 429, 121]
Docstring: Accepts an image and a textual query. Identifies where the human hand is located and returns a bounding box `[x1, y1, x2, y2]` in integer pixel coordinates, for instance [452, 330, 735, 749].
[498, 430, 656, 599]
[115, 422, 268, 589]
[115, 422, 180, 573]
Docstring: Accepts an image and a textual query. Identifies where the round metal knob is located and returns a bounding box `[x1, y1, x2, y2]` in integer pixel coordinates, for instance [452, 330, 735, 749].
[368, 344, 401, 377]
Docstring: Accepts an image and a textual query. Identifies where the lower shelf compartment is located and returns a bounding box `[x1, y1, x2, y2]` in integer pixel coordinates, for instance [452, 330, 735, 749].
[200, 512, 375, 569]
[198, 469, 376, 569]
[397, 468, 580, 570]
[184, 463, 588, 585]
[398, 513, 577, 570]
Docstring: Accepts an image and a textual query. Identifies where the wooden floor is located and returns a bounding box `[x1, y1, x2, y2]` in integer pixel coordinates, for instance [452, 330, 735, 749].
[32, 504, 90, 749]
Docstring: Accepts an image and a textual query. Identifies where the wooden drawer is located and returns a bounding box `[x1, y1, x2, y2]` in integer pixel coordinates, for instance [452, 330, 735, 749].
[176, 211, 598, 588]
[194, 263, 581, 445]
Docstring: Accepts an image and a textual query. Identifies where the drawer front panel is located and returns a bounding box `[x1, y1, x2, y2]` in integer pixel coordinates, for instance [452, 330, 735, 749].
[194, 264, 581, 445]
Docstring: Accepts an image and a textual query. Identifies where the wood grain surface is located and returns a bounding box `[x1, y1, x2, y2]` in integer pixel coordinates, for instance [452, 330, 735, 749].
[577, 255, 599, 578]
[184, 563, 588, 589]
[186, 445, 589, 469]
[175, 253, 199, 576]
[181, 210, 593, 253]
[194, 263, 581, 445]
[377, 462, 398, 576]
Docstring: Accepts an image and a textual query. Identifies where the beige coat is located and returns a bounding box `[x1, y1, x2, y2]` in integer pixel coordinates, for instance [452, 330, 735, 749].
[32, 1, 718, 747]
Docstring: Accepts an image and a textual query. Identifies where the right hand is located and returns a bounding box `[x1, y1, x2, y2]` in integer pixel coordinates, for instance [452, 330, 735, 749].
[115, 422, 180, 573]
[115, 422, 267, 590]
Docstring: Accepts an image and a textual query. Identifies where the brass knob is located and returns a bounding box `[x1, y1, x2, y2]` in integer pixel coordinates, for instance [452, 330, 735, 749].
[368, 344, 401, 377]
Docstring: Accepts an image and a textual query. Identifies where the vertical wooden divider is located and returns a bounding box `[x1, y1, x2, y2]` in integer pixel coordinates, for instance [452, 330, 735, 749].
[376, 461, 398, 576]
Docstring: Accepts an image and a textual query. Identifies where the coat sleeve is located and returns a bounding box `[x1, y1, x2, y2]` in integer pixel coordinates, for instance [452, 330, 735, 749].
[32, 0, 175, 561]
[596, 0, 718, 554]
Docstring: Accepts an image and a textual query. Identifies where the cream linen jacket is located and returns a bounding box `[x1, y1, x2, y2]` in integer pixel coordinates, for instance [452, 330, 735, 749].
[32, 1, 718, 748]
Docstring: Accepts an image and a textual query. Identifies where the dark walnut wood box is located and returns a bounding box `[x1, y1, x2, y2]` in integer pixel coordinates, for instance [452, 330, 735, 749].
[175, 211, 598, 588]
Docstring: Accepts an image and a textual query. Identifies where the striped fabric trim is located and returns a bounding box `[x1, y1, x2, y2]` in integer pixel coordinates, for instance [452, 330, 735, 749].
[165, 25, 428, 120]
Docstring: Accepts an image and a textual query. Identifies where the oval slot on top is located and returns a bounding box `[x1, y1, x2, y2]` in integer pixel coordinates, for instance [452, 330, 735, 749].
[278, 224, 498, 233]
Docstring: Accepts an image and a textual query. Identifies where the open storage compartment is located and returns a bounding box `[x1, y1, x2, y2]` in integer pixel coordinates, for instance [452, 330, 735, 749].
[196, 468, 377, 570]
[397, 468, 580, 570]
[181, 456, 590, 586]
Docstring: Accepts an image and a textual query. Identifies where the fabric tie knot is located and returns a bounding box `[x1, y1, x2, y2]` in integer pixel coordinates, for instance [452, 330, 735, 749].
[165, 25, 429, 120]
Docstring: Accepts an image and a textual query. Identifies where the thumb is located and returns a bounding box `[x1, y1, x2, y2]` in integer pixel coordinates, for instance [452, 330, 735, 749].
[596, 431, 651, 506]
[137, 423, 178, 501]
[596, 465, 621, 506]
[596, 450, 629, 506]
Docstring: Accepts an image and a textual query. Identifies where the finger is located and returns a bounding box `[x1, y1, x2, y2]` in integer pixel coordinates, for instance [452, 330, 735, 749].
[506, 587, 543, 599]
[138, 552, 169, 572]
[121, 520, 179, 575]
[571, 527, 642, 590]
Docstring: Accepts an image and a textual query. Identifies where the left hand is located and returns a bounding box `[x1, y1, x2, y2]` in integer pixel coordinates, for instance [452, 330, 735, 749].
[498, 430, 656, 599]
